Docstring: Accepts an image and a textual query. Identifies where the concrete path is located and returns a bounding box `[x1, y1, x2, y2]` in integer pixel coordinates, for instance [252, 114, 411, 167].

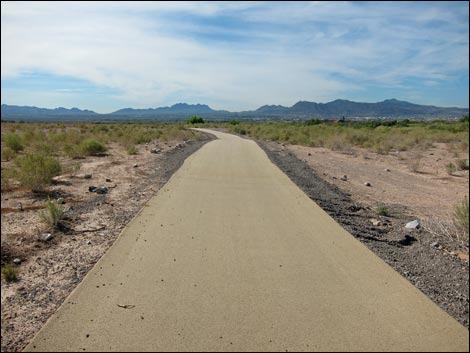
[25, 129, 468, 352]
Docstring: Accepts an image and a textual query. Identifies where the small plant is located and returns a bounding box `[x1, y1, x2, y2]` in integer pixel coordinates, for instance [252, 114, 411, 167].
[453, 197, 469, 235]
[456, 159, 469, 171]
[4, 132, 24, 153]
[229, 120, 240, 125]
[187, 116, 204, 124]
[305, 118, 321, 126]
[40, 197, 64, 228]
[446, 162, 457, 175]
[376, 204, 390, 216]
[1, 264, 18, 282]
[80, 139, 107, 156]
[16, 153, 62, 191]
[126, 145, 138, 155]
[1, 146, 16, 161]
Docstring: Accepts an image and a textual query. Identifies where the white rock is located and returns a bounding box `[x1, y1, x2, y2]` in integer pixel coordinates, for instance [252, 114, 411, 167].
[405, 220, 420, 229]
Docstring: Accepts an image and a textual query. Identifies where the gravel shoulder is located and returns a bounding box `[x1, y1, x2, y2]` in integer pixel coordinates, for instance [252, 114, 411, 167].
[1, 132, 214, 352]
[258, 140, 469, 328]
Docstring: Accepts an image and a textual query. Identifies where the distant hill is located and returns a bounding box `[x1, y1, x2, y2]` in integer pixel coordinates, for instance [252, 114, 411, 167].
[1, 99, 468, 121]
[111, 103, 225, 116]
[1, 104, 97, 117]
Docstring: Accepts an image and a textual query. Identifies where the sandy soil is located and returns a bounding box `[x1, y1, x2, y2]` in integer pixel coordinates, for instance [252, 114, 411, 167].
[288, 143, 469, 228]
[1, 135, 212, 352]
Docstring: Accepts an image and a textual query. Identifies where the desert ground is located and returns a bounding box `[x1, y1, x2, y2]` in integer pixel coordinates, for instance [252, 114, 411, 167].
[1, 121, 469, 351]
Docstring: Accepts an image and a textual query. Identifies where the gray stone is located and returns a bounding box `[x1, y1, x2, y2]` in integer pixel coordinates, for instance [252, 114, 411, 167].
[431, 241, 439, 248]
[405, 219, 420, 229]
[13, 258, 22, 265]
[341, 175, 348, 181]
[150, 148, 161, 154]
[385, 168, 391, 172]
[96, 186, 108, 194]
[133, 164, 138, 168]
[89, 186, 97, 192]
[364, 182, 372, 187]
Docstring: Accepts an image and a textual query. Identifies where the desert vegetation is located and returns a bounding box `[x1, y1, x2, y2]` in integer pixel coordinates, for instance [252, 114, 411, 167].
[218, 119, 468, 155]
[1, 122, 201, 193]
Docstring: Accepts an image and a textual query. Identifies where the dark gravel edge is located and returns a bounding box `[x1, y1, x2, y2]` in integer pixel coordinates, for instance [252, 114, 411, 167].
[257, 139, 469, 327]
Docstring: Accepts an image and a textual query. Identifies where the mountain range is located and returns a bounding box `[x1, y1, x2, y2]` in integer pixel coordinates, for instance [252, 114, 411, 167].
[1, 99, 468, 121]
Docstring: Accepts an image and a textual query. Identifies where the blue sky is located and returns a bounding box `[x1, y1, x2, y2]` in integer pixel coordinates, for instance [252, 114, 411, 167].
[1, 1, 468, 113]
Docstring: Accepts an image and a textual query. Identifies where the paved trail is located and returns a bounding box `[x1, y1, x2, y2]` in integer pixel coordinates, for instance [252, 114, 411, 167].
[25, 129, 468, 352]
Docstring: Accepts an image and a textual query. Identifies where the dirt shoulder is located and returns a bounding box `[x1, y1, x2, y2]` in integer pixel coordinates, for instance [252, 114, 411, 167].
[1, 133, 214, 352]
[258, 140, 469, 328]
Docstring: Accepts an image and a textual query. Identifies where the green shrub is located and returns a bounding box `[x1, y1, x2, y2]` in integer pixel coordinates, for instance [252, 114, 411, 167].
[229, 120, 240, 125]
[80, 139, 107, 156]
[16, 153, 62, 191]
[40, 197, 64, 228]
[376, 204, 390, 216]
[456, 159, 469, 171]
[1, 147, 16, 161]
[2, 264, 18, 282]
[126, 145, 138, 155]
[305, 118, 321, 126]
[446, 162, 457, 175]
[63, 143, 83, 159]
[187, 116, 205, 124]
[4, 133, 24, 152]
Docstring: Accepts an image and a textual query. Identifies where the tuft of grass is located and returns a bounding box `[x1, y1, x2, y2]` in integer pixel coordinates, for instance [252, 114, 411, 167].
[2, 264, 18, 282]
[446, 162, 457, 175]
[40, 197, 65, 228]
[454, 197, 469, 236]
[16, 153, 62, 191]
[126, 145, 138, 155]
[80, 139, 107, 156]
[376, 204, 390, 217]
[456, 159, 469, 171]
[1, 146, 16, 161]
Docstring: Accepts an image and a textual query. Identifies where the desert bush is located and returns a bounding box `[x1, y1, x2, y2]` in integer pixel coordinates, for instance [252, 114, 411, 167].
[454, 197, 469, 235]
[16, 153, 62, 191]
[80, 139, 107, 156]
[187, 116, 205, 124]
[1, 264, 18, 282]
[1, 147, 16, 161]
[446, 162, 457, 175]
[126, 145, 138, 155]
[456, 159, 469, 171]
[40, 197, 64, 228]
[63, 143, 83, 159]
[3, 133, 24, 152]
[1, 168, 16, 191]
[229, 120, 240, 125]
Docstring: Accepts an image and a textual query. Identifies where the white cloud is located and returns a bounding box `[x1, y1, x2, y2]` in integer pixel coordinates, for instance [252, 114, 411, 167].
[1, 1, 468, 111]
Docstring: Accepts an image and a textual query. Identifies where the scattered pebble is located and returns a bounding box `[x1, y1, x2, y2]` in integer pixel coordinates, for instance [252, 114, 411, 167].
[431, 241, 439, 248]
[84, 174, 92, 179]
[13, 258, 22, 265]
[364, 182, 372, 187]
[340, 175, 348, 181]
